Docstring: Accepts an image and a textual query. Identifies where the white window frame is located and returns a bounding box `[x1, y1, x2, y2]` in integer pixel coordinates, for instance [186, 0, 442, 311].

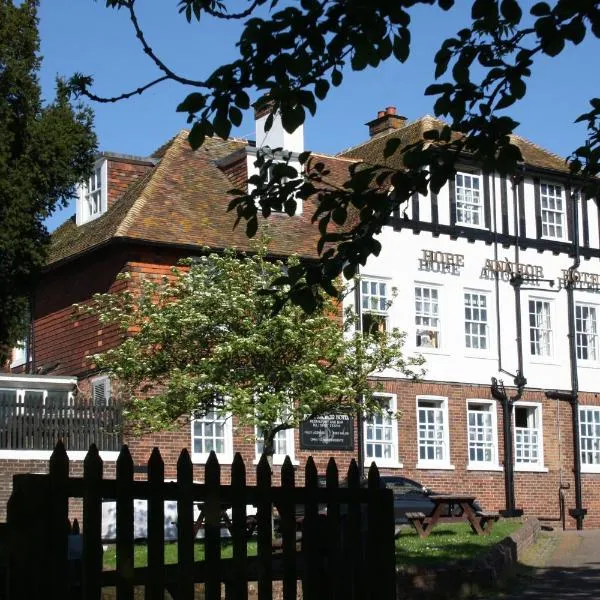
[455, 171, 484, 227]
[575, 303, 599, 364]
[90, 375, 111, 406]
[528, 297, 554, 360]
[463, 289, 491, 355]
[513, 401, 547, 472]
[363, 393, 402, 468]
[416, 395, 454, 470]
[359, 276, 390, 334]
[540, 182, 566, 241]
[414, 283, 442, 351]
[10, 339, 28, 369]
[579, 406, 600, 473]
[76, 159, 108, 226]
[255, 426, 296, 465]
[191, 409, 233, 464]
[466, 399, 501, 471]
[0, 387, 74, 416]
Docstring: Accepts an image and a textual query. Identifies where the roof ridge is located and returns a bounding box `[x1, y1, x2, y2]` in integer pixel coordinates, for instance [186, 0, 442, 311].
[116, 131, 188, 237]
[337, 115, 445, 156]
[510, 133, 568, 166]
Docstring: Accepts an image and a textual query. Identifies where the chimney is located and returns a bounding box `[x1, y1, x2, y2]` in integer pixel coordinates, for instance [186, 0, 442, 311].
[253, 97, 304, 154]
[366, 106, 407, 138]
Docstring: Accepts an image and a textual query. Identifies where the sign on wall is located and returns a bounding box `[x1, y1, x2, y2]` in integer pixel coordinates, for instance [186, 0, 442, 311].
[418, 249, 464, 275]
[300, 414, 354, 451]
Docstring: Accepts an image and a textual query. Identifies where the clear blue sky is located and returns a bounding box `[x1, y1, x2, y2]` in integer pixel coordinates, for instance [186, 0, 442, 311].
[38, 1, 595, 231]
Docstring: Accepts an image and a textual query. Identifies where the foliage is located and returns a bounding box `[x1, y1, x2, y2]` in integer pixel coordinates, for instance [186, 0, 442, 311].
[0, 0, 97, 357]
[78, 242, 424, 451]
[69, 0, 599, 311]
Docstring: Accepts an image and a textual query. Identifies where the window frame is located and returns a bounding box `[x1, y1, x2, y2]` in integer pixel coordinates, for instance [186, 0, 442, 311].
[416, 395, 454, 470]
[255, 425, 296, 465]
[579, 405, 600, 473]
[466, 399, 501, 471]
[528, 296, 554, 361]
[575, 302, 599, 364]
[540, 182, 566, 241]
[513, 401, 547, 472]
[191, 408, 234, 464]
[455, 171, 484, 228]
[358, 276, 391, 335]
[363, 392, 402, 468]
[76, 159, 108, 226]
[463, 288, 492, 356]
[414, 283, 443, 352]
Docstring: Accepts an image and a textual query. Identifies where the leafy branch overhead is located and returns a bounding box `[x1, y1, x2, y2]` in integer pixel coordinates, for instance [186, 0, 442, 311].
[77, 243, 424, 451]
[70, 0, 600, 311]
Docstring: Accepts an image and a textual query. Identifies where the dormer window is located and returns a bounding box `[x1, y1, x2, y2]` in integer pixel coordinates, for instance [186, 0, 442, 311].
[76, 159, 108, 225]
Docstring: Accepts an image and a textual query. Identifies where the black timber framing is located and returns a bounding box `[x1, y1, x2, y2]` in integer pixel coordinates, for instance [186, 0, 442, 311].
[387, 216, 600, 260]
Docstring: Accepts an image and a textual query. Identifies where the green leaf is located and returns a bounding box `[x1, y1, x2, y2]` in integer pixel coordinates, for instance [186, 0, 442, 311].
[384, 138, 402, 158]
[530, 2, 551, 16]
[188, 122, 206, 149]
[176, 92, 207, 114]
[500, 0, 522, 23]
[331, 69, 343, 87]
[229, 106, 243, 127]
[234, 91, 250, 109]
[315, 79, 330, 100]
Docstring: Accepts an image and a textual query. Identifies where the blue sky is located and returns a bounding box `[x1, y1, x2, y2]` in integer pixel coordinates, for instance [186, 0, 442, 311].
[39, 1, 595, 231]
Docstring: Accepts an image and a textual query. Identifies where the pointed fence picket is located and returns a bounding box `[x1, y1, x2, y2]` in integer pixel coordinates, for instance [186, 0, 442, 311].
[6, 442, 396, 600]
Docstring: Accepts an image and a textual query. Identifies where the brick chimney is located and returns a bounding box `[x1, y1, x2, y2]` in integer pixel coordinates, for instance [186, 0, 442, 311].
[366, 106, 407, 138]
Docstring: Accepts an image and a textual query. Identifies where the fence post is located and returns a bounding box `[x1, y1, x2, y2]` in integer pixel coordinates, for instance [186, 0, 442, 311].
[177, 448, 194, 600]
[204, 451, 221, 600]
[82, 444, 103, 600]
[367, 462, 383, 600]
[256, 455, 272, 600]
[230, 452, 248, 600]
[116, 445, 134, 600]
[326, 457, 341, 599]
[301, 456, 320, 600]
[147, 447, 165, 599]
[345, 459, 364, 600]
[280, 457, 296, 600]
[49, 441, 70, 599]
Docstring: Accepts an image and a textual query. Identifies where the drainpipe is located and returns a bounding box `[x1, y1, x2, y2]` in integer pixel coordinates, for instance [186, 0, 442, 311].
[354, 272, 365, 479]
[490, 170, 526, 517]
[545, 186, 586, 530]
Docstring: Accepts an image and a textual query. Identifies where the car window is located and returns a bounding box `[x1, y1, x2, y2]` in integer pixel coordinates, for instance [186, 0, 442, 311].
[382, 478, 423, 495]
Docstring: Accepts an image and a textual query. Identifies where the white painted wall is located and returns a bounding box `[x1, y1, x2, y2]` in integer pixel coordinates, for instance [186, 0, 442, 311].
[347, 174, 600, 393]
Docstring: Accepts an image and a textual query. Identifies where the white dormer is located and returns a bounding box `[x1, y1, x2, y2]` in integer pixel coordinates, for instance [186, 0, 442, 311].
[76, 159, 108, 226]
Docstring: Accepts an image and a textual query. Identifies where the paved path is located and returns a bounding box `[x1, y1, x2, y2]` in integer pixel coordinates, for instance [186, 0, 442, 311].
[488, 529, 600, 599]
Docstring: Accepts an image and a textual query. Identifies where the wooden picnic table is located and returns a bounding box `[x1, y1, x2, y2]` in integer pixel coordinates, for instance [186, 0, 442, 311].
[406, 494, 499, 539]
[192, 502, 257, 538]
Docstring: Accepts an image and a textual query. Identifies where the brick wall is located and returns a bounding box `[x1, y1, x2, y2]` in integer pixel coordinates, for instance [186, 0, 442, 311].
[107, 158, 153, 210]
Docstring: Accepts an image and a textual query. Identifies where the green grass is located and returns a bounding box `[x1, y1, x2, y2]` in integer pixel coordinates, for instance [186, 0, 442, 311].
[395, 519, 522, 567]
[103, 540, 258, 570]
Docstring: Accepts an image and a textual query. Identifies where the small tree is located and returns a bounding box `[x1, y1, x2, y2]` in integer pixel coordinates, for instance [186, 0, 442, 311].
[80, 243, 424, 458]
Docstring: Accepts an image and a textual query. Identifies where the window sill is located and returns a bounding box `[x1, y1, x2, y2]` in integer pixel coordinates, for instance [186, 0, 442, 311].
[253, 457, 299, 466]
[467, 464, 503, 472]
[192, 454, 234, 465]
[0, 449, 119, 461]
[414, 348, 450, 357]
[514, 464, 548, 473]
[581, 465, 600, 474]
[455, 222, 489, 231]
[364, 460, 403, 469]
[463, 352, 496, 361]
[416, 462, 455, 471]
[529, 357, 559, 367]
[9, 359, 26, 369]
[577, 361, 600, 370]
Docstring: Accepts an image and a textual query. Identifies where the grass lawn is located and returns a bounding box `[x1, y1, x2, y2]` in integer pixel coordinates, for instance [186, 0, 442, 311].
[103, 540, 258, 570]
[395, 519, 522, 567]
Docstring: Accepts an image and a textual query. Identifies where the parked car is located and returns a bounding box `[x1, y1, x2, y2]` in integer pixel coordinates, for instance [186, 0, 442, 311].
[376, 475, 482, 524]
[275, 474, 481, 533]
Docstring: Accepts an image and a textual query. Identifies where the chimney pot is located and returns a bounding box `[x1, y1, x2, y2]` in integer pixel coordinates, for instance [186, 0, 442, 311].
[365, 107, 407, 138]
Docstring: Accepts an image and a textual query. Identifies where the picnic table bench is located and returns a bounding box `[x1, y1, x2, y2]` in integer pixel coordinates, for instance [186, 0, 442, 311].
[406, 495, 500, 538]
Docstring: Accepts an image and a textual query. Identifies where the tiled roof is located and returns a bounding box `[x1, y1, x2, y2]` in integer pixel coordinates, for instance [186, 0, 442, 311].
[47, 132, 358, 266]
[340, 115, 571, 174]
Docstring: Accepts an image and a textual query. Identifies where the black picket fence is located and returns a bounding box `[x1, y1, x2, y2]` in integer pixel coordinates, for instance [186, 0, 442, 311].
[0, 397, 122, 451]
[6, 442, 396, 600]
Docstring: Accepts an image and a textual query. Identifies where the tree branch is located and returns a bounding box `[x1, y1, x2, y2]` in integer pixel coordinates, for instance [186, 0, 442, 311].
[204, 0, 261, 20]
[126, 0, 207, 87]
[76, 76, 170, 104]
